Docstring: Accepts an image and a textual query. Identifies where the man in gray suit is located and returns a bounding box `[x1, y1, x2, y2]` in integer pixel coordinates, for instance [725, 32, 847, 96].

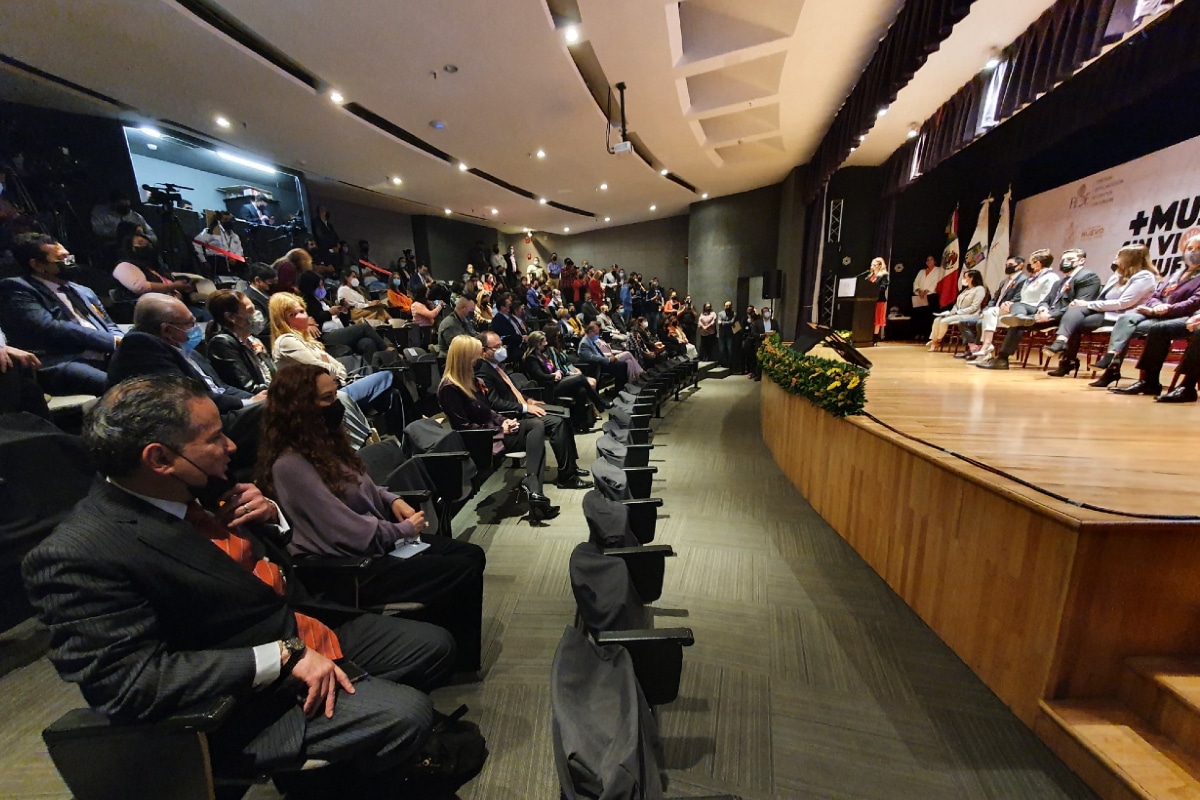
[23, 375, 456, 791]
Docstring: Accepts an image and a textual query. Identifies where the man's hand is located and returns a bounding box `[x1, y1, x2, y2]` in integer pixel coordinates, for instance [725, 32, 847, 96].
[249, 390, 269, 404]
[1000, 301, 1013, 314]
[1034, 309, 1051, 323]
[501, 418, 520, 434]
[217, 483, 280, 528]
[1188, 314, 1200, 333]
[526, 404, 547, 417]
[6, 346, 41, 371]
[0, 347, 11, 373]
[290, 649, 354, 719]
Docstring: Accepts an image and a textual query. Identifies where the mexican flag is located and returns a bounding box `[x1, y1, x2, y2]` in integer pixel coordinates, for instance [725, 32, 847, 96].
[983, 187, 1012, 290]
[936, 206, 961, 308]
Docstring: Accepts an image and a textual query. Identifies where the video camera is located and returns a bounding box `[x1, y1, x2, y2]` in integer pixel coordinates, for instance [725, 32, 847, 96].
[141, 182, 190, 207]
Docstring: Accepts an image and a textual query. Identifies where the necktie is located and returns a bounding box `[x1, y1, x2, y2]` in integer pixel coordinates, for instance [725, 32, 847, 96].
[59, 283, 103, 330]
[493, 365, 527, 406]
[185, 503, 343, 660]
[182, 351, 221, 393]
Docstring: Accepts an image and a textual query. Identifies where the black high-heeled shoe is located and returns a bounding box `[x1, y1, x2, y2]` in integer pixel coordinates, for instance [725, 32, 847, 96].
[1088, 364, 1122, 388]
[1048, 358, 1078, 378]
[523, 489, 560, 521]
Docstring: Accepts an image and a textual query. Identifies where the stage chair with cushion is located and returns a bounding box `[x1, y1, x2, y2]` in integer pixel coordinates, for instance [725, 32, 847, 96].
[43, 696, 331, 800]
[568, 541, 693, 707]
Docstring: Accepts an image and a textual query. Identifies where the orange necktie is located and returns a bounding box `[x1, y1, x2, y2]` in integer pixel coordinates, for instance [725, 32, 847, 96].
[185, 504, 343, 660]
[493, 365, 527, 406]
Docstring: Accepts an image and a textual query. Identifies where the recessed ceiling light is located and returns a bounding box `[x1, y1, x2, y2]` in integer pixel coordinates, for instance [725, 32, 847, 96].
[599, 183, 608, 191]
[391, 176, 402, 186]
[215, 116, 231, 129]
[539, 198, 548, 205]
[649, 204, 657, 211]
[906, 125, 919, 140]
[429, 120, 446, 130]
[535, 149, 546, 159]
[984, 57, 1000, 70]
[660, 168, 669, 176]
[444, 208, 452, 215]
[329, 90, 345, 104]
[563, 227, 570, 233]
[876, 106, 888, 118]
[604, 217, 611, 222]
[849, 146, 857, 153]
[701, 193, 709, 199]
[443, 64, 458, 73]
[458, 162, 468, 172]
[217, 151, 276, 174]
[138, 126, 163, 139]
[490, 208, 499, 215]
[146, 143, 158, 151]
[564, 26, 580, 44]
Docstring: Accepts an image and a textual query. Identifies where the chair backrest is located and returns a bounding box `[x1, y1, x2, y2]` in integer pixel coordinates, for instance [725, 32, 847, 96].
[590, 458, 631, 501]
[596, 434, 628, 468]
[569, 542, 645, 633]
[582, 490, 637, 549]
[601, 420, 632, 445]
[551, 625, 665, 800]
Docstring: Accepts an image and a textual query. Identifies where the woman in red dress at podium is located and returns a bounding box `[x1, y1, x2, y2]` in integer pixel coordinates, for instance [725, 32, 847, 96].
[868, 257, 890, 341]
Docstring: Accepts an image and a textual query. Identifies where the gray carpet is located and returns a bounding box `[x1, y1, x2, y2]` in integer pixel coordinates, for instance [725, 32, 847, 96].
[0, 376, 1096, 799]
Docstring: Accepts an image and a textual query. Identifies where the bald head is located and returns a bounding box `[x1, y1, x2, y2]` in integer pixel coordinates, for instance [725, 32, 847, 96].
[133, 293, 189, 333]
[455, 296, 476, 318]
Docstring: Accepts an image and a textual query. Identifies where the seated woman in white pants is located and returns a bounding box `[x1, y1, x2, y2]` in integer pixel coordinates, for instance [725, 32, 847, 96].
[929, 270, 986, 349]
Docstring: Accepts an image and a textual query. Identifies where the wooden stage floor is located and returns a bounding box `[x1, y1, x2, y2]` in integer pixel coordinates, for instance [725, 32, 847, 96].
[846, 343, 1200, 519]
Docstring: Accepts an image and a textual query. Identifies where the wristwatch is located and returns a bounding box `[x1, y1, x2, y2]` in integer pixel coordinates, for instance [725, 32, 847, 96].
[279, 637, 306, 677]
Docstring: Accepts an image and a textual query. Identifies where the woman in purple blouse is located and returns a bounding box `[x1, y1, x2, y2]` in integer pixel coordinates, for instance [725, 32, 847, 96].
[257, 363, 486, 671]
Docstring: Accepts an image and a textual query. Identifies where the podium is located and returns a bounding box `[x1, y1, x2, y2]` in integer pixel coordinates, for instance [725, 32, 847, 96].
[836, 277, 878, 347]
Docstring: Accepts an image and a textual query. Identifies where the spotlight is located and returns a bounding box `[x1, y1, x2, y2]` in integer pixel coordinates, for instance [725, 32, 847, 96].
[876, 107, 888, 118]
[539, 198, 548, 205]
[906, 125, 919, 140]
[391, 176, 403, 185]
[565, 26, 580, 44]
[604, 217, 611, 222]
[599, 183, 608, 191]
[649, 204, 657, 211]
[490, 208, 499, 215]
[215, 116, 231, 129]
[701, 193, 709, 199]
[444, 208, 452, 215]
[563, 226, 570, 232]
[660, 168, 669, 176]
[536, 149, 546, 159]
[458, 162, 468, 172]
[329, 91, 345, 104]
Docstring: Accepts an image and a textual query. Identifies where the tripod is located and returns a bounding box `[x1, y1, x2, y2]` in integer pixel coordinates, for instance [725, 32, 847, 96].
[144, 183, 206, 277]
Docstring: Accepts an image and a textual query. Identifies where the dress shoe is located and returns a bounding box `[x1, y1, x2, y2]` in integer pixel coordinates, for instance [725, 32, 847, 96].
[600, 400, 614, 410]
[1048, 359, 1078, 378]
[1110, 380, 1161, 396]
[1156, 385, 1199, 403]
[975, 356, 1009, 370]
[554, 474, 593, 490]
[999, 314, 1035, 327]
[1044, 339, 1067, 355]
[1094, 352, 1115, 370]
[1088, 365, 1122, 387]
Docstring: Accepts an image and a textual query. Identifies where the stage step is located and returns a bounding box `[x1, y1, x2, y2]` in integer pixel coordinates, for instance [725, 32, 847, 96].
[1039, 698, 1200, 800]
[699, 362, 731, 380]
[1121, 657, 1200, 766]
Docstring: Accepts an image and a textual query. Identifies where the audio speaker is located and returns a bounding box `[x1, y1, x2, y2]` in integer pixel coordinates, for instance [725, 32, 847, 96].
[762, 269, 783, 299]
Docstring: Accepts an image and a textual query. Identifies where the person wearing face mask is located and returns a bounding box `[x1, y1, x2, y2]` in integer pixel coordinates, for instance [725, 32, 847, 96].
[965, 250, 1058, 364]
[740, 306, 760, 375]
[193, 211, 244, 270]
[696, 302, 718, 361]
[1043, 245, 1159, 376]
[957, 257, 1027, 360]
[438, 296, 478, 350]
[107, 293, 266, 477]
[577, 322, 632, 390]
[717, 300, 737, 368]
[336, 269, 391, 323]
[977, 248, 1101, 371]
[258, 364, 486, 671]
[0, 233, 125, 397]
[113, 229, 199, 306]
[1097, 234, 1200, 393]
[204, 290, 275, 394]
[90, 189, 157, 249]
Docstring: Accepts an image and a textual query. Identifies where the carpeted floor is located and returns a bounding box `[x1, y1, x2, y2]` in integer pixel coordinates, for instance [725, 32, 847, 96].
[0, 375, 1096, 799]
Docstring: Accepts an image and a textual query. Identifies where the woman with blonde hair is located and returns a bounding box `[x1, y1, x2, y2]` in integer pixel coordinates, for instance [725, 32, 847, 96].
[868, 257, 889, 340]
[1044, 244, 1159, 376]
[268, 292, 395, 414]
[437, 335, 558, 521]
[474, 291, 495, 327]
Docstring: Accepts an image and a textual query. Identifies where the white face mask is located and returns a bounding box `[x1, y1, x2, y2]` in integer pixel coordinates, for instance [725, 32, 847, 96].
[249, 309, 266, 335]
[349, 278, 360, 288]
[763, 311, 772, 319]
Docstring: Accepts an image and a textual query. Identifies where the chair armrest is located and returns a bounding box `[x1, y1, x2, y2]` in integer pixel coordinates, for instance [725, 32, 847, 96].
[44, 697, 237, 740]
[394, 489, 432, 506]
[411, 451, 471, 503]
[601, 545, 674, 602]
[595, 627, 694, 705]
[622, 497, 663, 543]
[595, 627, 694, 647]
[523, 386, 547, 402]
[602, 544, 675, 558]
[622, 466, 657, 499]
[293, 555, 373, 572]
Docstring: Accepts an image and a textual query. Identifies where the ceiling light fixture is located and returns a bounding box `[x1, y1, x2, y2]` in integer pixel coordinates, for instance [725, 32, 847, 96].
[564, 227, 571, 233]
[599, 183, 608, 191]
[660, 168, 669, 176]
[604, 217, 611, 223]
[701, 193, 709, 199]
[649, 204, 657, 211]
[329, 90, 345, 104]
[138, 126, 163, 139]
[539, 198, 548, 205]
[907, 124, 919, 140]
[391, 176, 403, 185]
[564, 26, 580, 44]
[458, 162, 468, 172]
[984, 48, 1001, 70]
[217, 150, 276, 174]
[876, 106, 888, 118]
[535, 149, 546, 159]
[147, 143, 158, 151]
[215, 116, 231, 129]
[849, 146, 858, 153]
[429, 120, 446, 130]
[443, 64, 458, 73]
[444, 208, 452, 215]
[491, 208, 499, 215]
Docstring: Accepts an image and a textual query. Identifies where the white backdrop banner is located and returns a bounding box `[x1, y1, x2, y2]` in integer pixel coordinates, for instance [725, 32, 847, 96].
[1012, 133, 1200, 275]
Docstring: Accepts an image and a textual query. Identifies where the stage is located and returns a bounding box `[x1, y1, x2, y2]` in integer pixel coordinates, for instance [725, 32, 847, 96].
[761, 349, 1200, 800]
[855, 343, 1200, 519]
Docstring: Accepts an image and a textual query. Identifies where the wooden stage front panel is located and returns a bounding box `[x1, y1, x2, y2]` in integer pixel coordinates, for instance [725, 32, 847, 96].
[761, 365, 1200, 729]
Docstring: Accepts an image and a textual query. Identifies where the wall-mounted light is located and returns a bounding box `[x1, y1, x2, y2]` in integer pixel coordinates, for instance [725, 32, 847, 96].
[660, 168, 669, 176]
[563, 227, 570, 233]
[491, 208, 499, 215]
[539, 198, 548, 205]
[701, 193, 709, 199]
[604, 217, 611, 222]
[444, 208, 452, 215]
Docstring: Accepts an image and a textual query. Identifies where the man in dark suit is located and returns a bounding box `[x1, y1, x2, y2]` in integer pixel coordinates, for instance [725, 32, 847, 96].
[977, 249, 1102, 370]
[488, 292, 527, 359]
[957, 257, 1027, 360]
[108, 293, 265, 474]
[0, 233, 124, 396]
[475, 331, 589, 490]
[22, 376, 457, 792]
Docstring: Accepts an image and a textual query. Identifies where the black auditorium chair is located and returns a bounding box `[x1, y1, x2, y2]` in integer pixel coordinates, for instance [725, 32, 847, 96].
[591, 457, 656, 501]
[596, 433, 653, 469]
[582, 490, 672, 604]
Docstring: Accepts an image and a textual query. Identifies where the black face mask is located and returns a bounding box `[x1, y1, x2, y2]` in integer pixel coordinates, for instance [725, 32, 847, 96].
[170, 449, 237, 508]
[1004, 264, 1018, 275]
[321, 400, 345, 430]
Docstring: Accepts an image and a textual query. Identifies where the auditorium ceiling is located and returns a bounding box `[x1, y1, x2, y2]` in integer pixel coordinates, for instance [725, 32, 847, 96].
[0, 0, 1057, 234]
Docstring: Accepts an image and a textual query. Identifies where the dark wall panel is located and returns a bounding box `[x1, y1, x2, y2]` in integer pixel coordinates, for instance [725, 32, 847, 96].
[306, 194, 414, 265]
[687, 185, 782, 311]
[412, 215, 499, 279]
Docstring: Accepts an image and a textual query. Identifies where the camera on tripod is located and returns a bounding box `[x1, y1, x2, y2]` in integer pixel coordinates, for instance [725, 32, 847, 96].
[141, 182, 188, 207]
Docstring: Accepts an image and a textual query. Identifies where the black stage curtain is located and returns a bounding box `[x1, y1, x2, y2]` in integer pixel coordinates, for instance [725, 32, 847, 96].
[799, 0, 976, 203]
[796, 186, 827, 336]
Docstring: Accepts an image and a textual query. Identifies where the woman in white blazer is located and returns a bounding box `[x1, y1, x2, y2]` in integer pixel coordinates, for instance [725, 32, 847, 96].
[929, 270, 987, 349]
